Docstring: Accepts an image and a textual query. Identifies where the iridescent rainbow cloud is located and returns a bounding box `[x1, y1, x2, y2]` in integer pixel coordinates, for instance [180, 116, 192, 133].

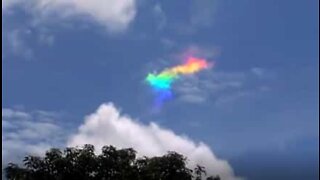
[145, 56, 211, 104]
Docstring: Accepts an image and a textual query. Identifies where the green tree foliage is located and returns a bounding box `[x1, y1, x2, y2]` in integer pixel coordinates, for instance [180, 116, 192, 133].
[4, 144, 221, 180]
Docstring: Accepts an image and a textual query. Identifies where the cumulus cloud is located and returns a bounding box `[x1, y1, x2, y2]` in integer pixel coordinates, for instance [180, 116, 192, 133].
[68, 103, 241, 180]
[2, 108, 66, 165]
[2, 0, 137, 32]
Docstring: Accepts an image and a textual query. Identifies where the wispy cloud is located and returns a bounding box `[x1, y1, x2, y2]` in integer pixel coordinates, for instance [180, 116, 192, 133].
[5, 29, 34, 60]
[251, 67, 265, 77]
[190, 0, 217, 28]
[2, 108, 31, 120]
[38, 33, 55, 46]
[174, 0, 218, 34]
[160, 38, 176, 49]
[153, 3, 167, 30]
[174, 68, 272, 105]
[2, 25, 57, 60]
[2, 108, 67, 165]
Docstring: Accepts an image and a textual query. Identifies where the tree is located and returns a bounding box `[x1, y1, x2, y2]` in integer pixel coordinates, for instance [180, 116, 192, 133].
[194, 165, 206, 180]
[136, 152, 193, 180]
[206, 175, 221, 180]
[4, 144, 221, 180]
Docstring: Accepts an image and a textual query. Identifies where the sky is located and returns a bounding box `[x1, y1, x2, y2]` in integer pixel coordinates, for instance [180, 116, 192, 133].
[2, 0, 319, 179]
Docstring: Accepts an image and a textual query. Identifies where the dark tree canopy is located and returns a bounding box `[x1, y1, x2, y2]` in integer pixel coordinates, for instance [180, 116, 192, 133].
[4, 144, 221, 180]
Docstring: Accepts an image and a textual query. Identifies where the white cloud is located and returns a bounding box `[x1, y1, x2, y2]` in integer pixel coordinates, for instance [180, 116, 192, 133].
[153, 3, 166, 30]
[2, 108, 66, 165]
[2, 108, 31, 119]
[2, 0, 137, 59]
[68, 103, 242, 180]
[174, 71, 245, 104]
[2, 0, 20, 10]
[5, 29, 35, 59]
[174, 0, 217, 34]
[38, 33, 55, 46]
[183, 45, 220, 59]
[179, 94, 207, 104]
[175, 79, 208, 103]
[174, 67, 272, 105]
[2, 26, 56, 60]
[251, 67, 277, 80]
[2, 0, 137, 32]
[251, 67, 265, 77]
[213, 91, 252, 106]
[190, 0, 217, 28]
[160, 38, 176, 49]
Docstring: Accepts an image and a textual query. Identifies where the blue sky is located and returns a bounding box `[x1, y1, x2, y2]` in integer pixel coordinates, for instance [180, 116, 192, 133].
[2, 0, 319, 179]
